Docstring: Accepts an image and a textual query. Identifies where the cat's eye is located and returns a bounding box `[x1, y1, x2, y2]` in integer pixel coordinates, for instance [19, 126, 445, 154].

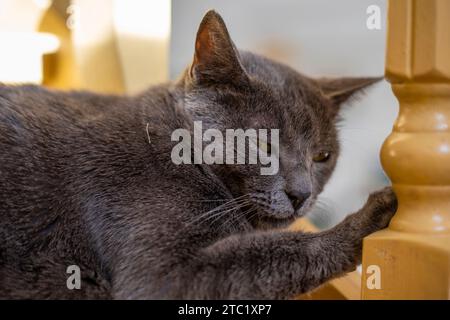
[258, 140, 271, 154]
[312, 152, 330, 163]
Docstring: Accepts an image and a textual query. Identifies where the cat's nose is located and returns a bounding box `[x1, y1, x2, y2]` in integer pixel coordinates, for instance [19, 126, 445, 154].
[286, 191, 311, 211]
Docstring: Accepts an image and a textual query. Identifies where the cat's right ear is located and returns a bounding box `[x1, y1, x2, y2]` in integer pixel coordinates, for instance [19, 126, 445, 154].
[316, 77, 382, 116]
[187, 10, 249, 87]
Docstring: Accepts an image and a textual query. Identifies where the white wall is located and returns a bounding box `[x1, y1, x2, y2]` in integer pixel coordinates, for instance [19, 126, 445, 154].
[170, 0, 399, 228]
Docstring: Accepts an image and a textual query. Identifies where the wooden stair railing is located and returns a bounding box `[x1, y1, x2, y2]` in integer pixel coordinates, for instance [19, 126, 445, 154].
[361, 0, 450, 299]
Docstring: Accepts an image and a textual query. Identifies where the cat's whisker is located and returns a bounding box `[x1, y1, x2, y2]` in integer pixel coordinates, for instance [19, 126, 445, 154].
[201, 201, 250, 226]
[309, 197, 335, 227]
[206, 197, 252, 225]
[207, 199, 252, 227]
[187, 201, 245, 226]
[315, 197, 333, 210]
[188, 194, 249, 204]
[216, 204, 256, 233]
[184, 194, 251, 227]
[246, 208, 260, 222]
[188, 199, 234, 203]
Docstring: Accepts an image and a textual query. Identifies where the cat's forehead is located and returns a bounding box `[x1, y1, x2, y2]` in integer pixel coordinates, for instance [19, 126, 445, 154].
[195, 51, 335, 142]
[240, 92, 334, 148]
[239, 51, 298, 86]
[239, 52, 330, 112]
[237, 53, 334, 139]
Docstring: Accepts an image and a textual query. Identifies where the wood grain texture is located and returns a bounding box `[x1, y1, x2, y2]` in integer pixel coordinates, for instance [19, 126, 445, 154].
[362, 0, 450, 299]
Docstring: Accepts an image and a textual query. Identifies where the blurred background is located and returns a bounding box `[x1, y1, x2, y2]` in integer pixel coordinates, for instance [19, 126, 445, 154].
[0, 0, 398, 228]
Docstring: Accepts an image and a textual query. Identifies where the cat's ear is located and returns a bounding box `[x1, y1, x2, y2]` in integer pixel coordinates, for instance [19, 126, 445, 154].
[317, 77, 382, 111]
[188, 10, 249, 86]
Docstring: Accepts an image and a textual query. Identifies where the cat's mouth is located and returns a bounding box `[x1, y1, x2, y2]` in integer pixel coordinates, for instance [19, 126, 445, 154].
[254, 214, 296, 230]
[244, 204, 296, 230]
[245, 194, 316, 230]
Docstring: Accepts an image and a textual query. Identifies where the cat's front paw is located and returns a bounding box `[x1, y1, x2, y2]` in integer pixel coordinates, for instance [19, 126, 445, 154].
[358, 186, 398, 236]
[329, 187, 397, 269]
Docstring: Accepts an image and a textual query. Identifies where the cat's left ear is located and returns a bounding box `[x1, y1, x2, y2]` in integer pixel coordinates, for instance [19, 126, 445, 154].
[316, 77, 382, 115]
[188, 10, 249, 87]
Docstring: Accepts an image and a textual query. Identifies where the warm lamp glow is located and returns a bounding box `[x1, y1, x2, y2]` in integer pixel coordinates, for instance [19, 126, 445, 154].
[113, 0, 171, 40]
[0, 32, 60, 84]
[112, 0, 171, 92]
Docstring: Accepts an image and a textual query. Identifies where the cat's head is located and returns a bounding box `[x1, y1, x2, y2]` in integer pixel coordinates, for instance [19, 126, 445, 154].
[181, 11, 380, 229]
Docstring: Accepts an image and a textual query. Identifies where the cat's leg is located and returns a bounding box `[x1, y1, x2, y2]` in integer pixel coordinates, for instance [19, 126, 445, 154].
[110, 187, 396, 299]
[176, 187, 397, 299]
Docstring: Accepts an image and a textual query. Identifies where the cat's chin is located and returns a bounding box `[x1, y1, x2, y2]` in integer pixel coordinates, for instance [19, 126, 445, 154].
[251, 215, 296, 230]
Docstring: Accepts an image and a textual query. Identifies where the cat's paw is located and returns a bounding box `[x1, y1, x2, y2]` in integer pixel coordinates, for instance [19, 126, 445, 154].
[330, 187, 397, 268]
[359, 186, 398, 235]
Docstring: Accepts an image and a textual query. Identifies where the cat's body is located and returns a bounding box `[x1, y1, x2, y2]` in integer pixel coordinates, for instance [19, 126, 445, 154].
[0, 11, 397, 299]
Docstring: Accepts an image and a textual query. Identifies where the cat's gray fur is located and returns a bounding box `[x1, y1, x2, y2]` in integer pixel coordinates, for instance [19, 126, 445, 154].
[0, 11, 397, 299]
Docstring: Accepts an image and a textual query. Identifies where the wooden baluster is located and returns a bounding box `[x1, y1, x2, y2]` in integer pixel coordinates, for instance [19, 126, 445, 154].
[361, 0, 450, 299]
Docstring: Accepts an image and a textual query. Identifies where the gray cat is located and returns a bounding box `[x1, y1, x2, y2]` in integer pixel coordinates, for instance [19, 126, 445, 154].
[0, 11, 397, 299]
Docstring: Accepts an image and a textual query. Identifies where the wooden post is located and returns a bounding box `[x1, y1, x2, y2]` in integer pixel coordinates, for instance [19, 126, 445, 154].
[361, 0, 450, 299]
